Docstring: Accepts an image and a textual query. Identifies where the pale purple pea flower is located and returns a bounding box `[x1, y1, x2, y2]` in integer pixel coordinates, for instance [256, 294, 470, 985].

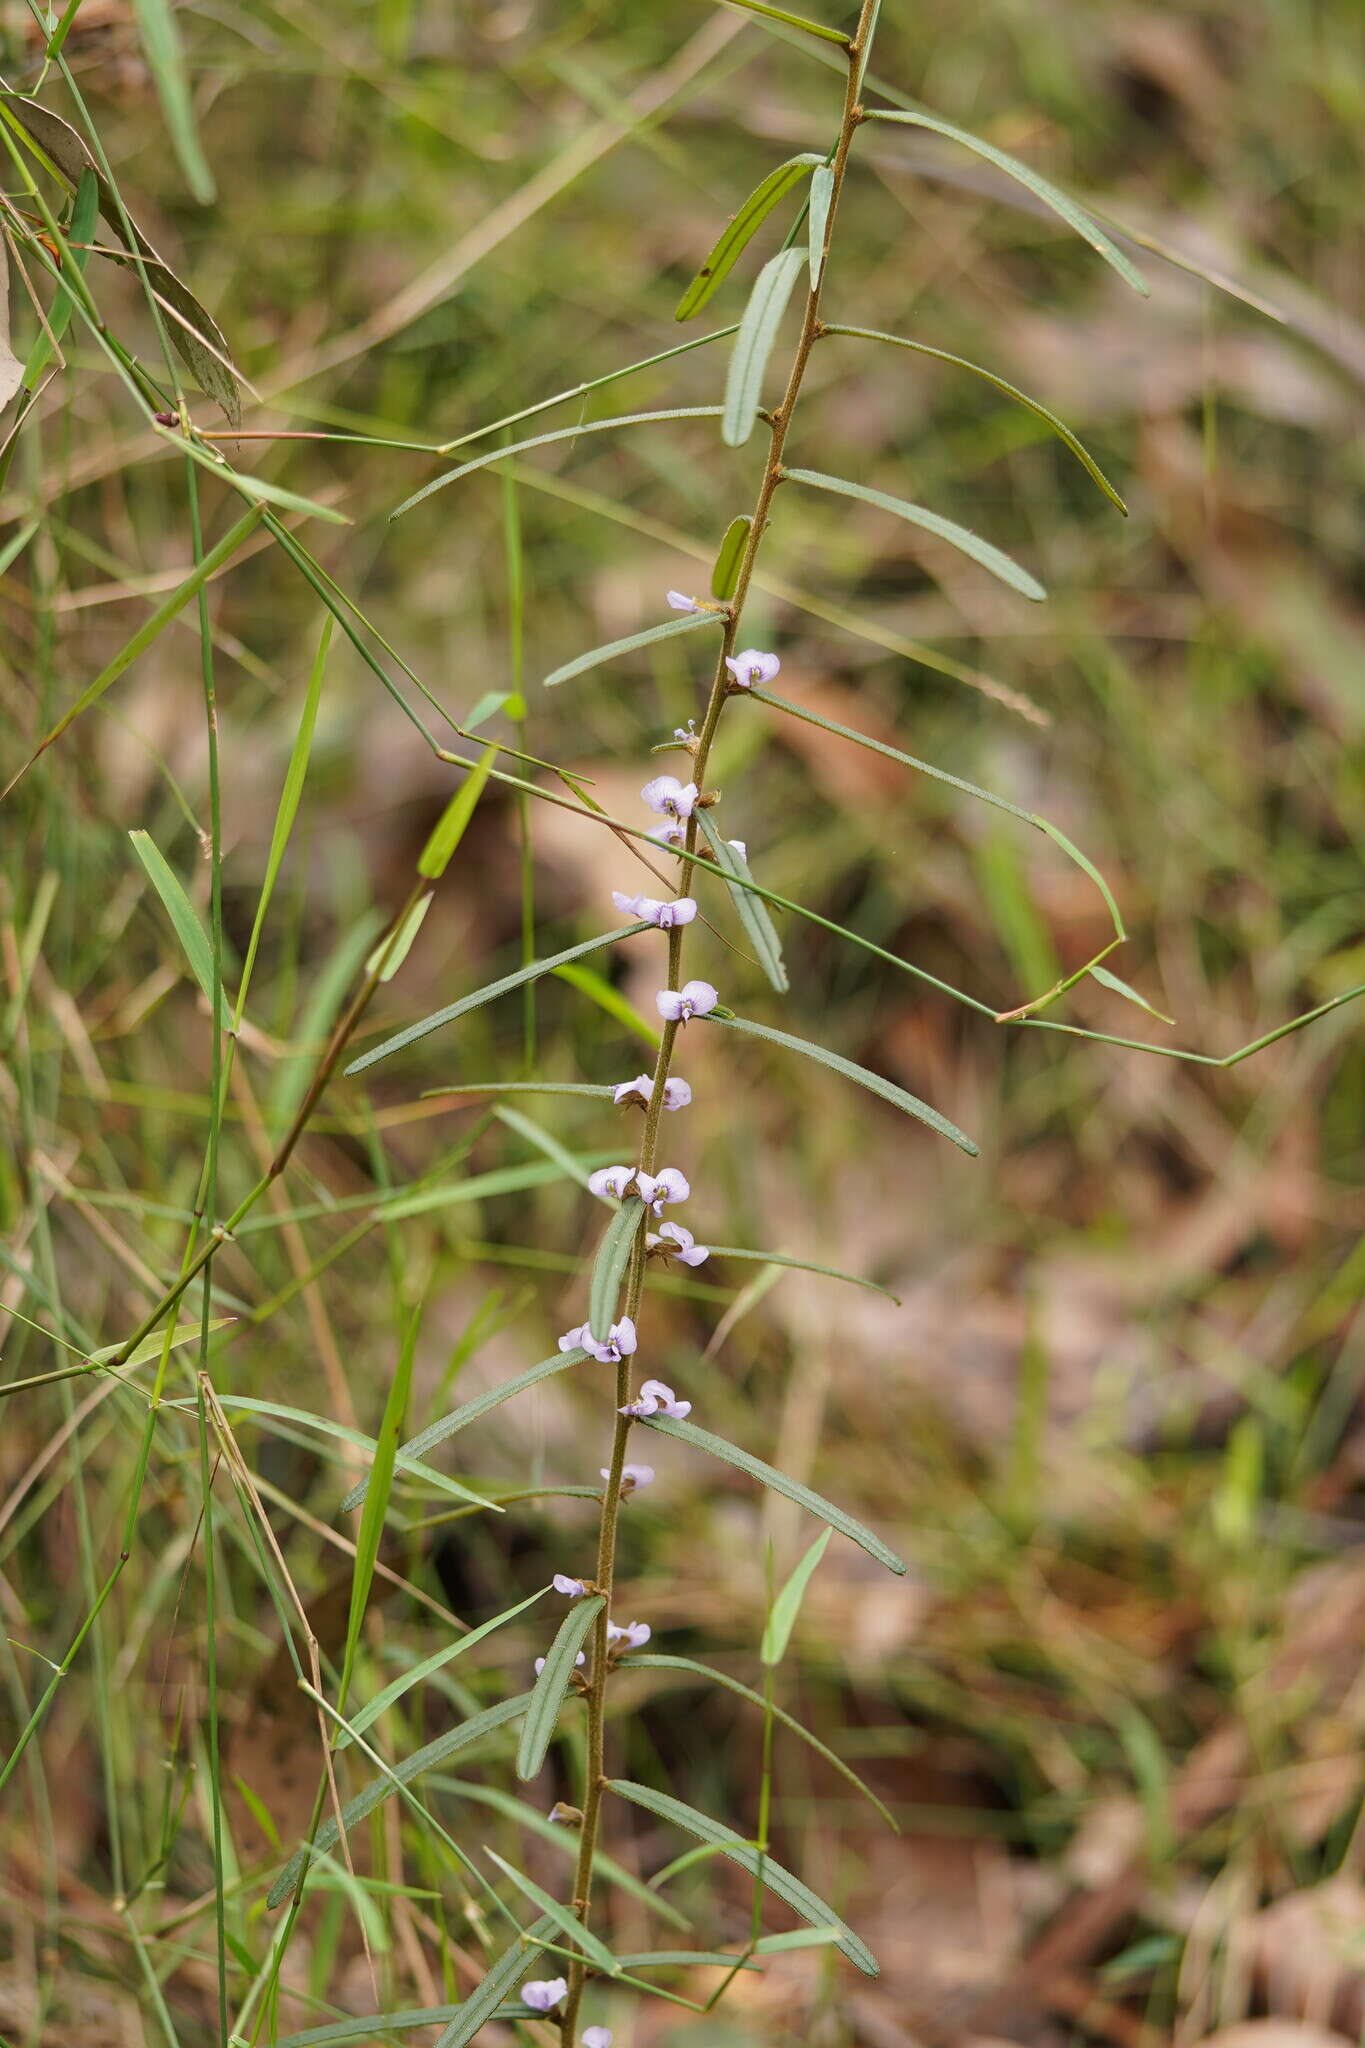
[656, 980, 718, 1024]
[583, 2029, 613, 2048]
[536, 1650, 587, 1675]
[649, 1221, 709, 1267]
[602, 1463, 654, 1489]
[521, 1979, 568, 2013]
[611, 890, 697, 929]
[641, 775, 697, 821]
[553, 1573, 588, 1598]
[725, 648, 781, 690]
[649, 819, 688, 851]
[666, 591, 700, 613]
[606, 1620, 652, 1650]
[621, 1377, 692, 1421]
[613, 1074, 692, 1111]
[587, 1165, 635, 1201]
[559, 1316, 637, 1364]
[635, 1167, 689, 1214]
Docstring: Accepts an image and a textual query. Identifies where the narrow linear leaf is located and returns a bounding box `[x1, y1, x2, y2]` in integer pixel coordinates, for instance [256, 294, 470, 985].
[608, 1779, 878, 1975]
[1033, 818, 1125, 939]
[696, 811, 787, 992]
[419, 744, 498, 878]
[638, 1415, 906, 1576]
[485, 1847, 619, 1974]
[807, 162, 834, 286]
[783, 467, 1045, 601]
[437, 1779, 691, 1931]
[720, 0, 850, 44]
[89, 1319, 234, 1370]
[266, 1695, 533, 1907]
[342, 1350, 589, 1514]
[865, 107, 1148, 295]
[589, 1197, 645, 1342]
[277, 2011, 468, 2048]
[707, 1010, 977, 1156]
[675, 154, 823, 321]
[344, 924, 650, 1074]
[754, 1928, 843, 1953]
[129, 0, 216, 202]
[706, 1246, 899, 1304]
[1088, 962, 1174, 1025]
[517, 1597, 603, 1781]
[24, 166, 97, 384]
[823, 324, 1127, 512]
[543, 609, 722, 691]
[615, 1951, 761, 1972]
[552, 960, 661, 1046]
[421, 1082, 615, 1102]
[200, 1395, 487, 1506]
[462, 688, 512, 729]
[338, 1588, 548, 1749]
[711, 514, 751, 599]
[431, 1916, 557, 2048]
[762, 1527, 832, 1665]
[340, 1304, 421, 1706]
[622, 1653, 897, 1831]
[237, 615, 331, 1018]
[723, 246, 807, 447]
[365, 893, 432, 984]
[393, 408, 722, 520]
[128, 830, 231, 1030]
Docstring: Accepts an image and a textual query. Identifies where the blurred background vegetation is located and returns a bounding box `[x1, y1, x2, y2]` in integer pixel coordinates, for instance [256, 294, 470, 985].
[1, 1, 1364, 2044]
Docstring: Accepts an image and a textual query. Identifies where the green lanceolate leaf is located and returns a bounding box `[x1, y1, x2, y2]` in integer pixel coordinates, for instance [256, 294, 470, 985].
[24, 166, 97, 385]
[608, 1779, 878, 1975]
[711, 515, 751, 598]
[365, 893, 432, 983]
[706, 1009, 977, 1155]
[822, 325, 1126, 512]
[696, 811, 787, 992]
[705, 1246, 900, 1304]
[1088, 962, 1174, 1024]
[543, 611, 722, 691]
[675, 154, 823, 321]
[431, 1916, 557, 2048]
[639, 1414, 906, 1575]
[588, 1197, 645, 1342]
[345, 924, 649, 1074]
[128, 830, 232, 1030]
[342, 1349, 589, 1513]
[864, 107, 1148, 295]
[392, 408, 723, 520]
[783, 467, 1045, 601]
[621, 1653, 897, 1831]
[808, 161, 834, 286]
[266, 1694, 532, 1907]
[419, 744, 498, 878]
[723, 246, 807, 447]
[485, 1848, 620, 1974]
[516, 1596, 603, 1781]
[339, 1588, 549, 1748]
[762, 1527, 832, 1665]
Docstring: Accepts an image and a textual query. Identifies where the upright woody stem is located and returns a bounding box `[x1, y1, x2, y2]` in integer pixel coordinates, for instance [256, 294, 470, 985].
[560, 9, 878, 2039]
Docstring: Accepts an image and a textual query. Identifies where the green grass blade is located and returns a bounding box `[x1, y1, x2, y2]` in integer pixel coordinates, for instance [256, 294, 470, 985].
[864, 107, 1148, 294]
[706, 1009, 978, 1155]
[722, 246, 806, 446]
[719, 0, 851, 44]
[344, 923, 650, 1075]
[706, 1246, 899, 1303]
[1088, 962, 1174, 1024]
[552, 961, 662, 1045]
[24, 166, 97, 384]
[129, 0, 216, 201]
[128, 829, 232, 1030]
[761, 1527, 831, 1665]
[543, 610, 722, 690]
[695, 811, 787, 992]
[418, 744, 498, 878]
[608, 1779, 878, 1974]
[783, 466, 1046, 600]
[639, 1415, 906, 1575]
[588, 1197, 645, 1342]
[484, 1847, 619, 1973]
[338, 1588, 549, 1749]
[516, 1597, 603, 1781]
[393, 409, 722, 519]
[198, 1395, 487, 1505]
[675, 154, 822, 321]
[337, 1303, 421, 1709]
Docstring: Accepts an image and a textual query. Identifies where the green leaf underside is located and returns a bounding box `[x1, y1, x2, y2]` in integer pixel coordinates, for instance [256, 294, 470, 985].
[865, 107, 1148, 295]
[783, 467, 1045, 601]
[485, 1847, 619, 1973]
[338, 1587, 548, 1748]
[621, 1654, 897, 1831]
[711, 514, 751, 599]
[608, 1779, 878, 1975]
[708, 1010, 977, 1155]
[1088, 961, 1174, 1023]
[696, 811, 788, 992]
[431, 1916, 558, 2048]
[675, 153, 823, 321]
[392, 408, 723, 519]
[638, 1415, 906, 1575]
[516, 1597, 603, 1781]
[543, 611, 722, 691]
[128, 830, 231, 1030]
[824, 325, 1126, 512]
[705, 1246, 900, 1304]
[344, 923, 650, 1074]
[808, 161, 835, 286]
[342, 1349, 589, 1513]
[763, 1527, 832, 1665]
[589, 1197, 645, 1342]
[723, 246, 807, 446]
[266, 1695, 533, 1907]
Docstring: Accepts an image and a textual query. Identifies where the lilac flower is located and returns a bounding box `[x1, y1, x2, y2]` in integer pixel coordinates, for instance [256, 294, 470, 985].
[584, 2029, 613, 2048]
[606, 1620, 652, 1650]
[635, 1167, 689, 1214]
[725, 648, 781, 690]
[648, 818, 688, 851]
[621, 1377, 692, 1421]
[611, 890, 698, 929]
[587, 1165, 635, 1201]
[656, 980, 718, 1024]
[612, 1074, 691, 1111]
[666, 591, 700, 613]
[521, 1979, 568, 2013]
[536, 1651, 587, 1675]
[560, 1316, 637, 1364]
[673, 719, 699, 744]
[641, 775, 697, 821]
[553, 1573, 588, 1598]
[603, 1462, 655, 1489]
[649, 1221, 709, 1267]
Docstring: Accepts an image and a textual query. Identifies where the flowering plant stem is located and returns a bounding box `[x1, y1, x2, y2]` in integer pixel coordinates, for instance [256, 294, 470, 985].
[560, 7, 878, 2037]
